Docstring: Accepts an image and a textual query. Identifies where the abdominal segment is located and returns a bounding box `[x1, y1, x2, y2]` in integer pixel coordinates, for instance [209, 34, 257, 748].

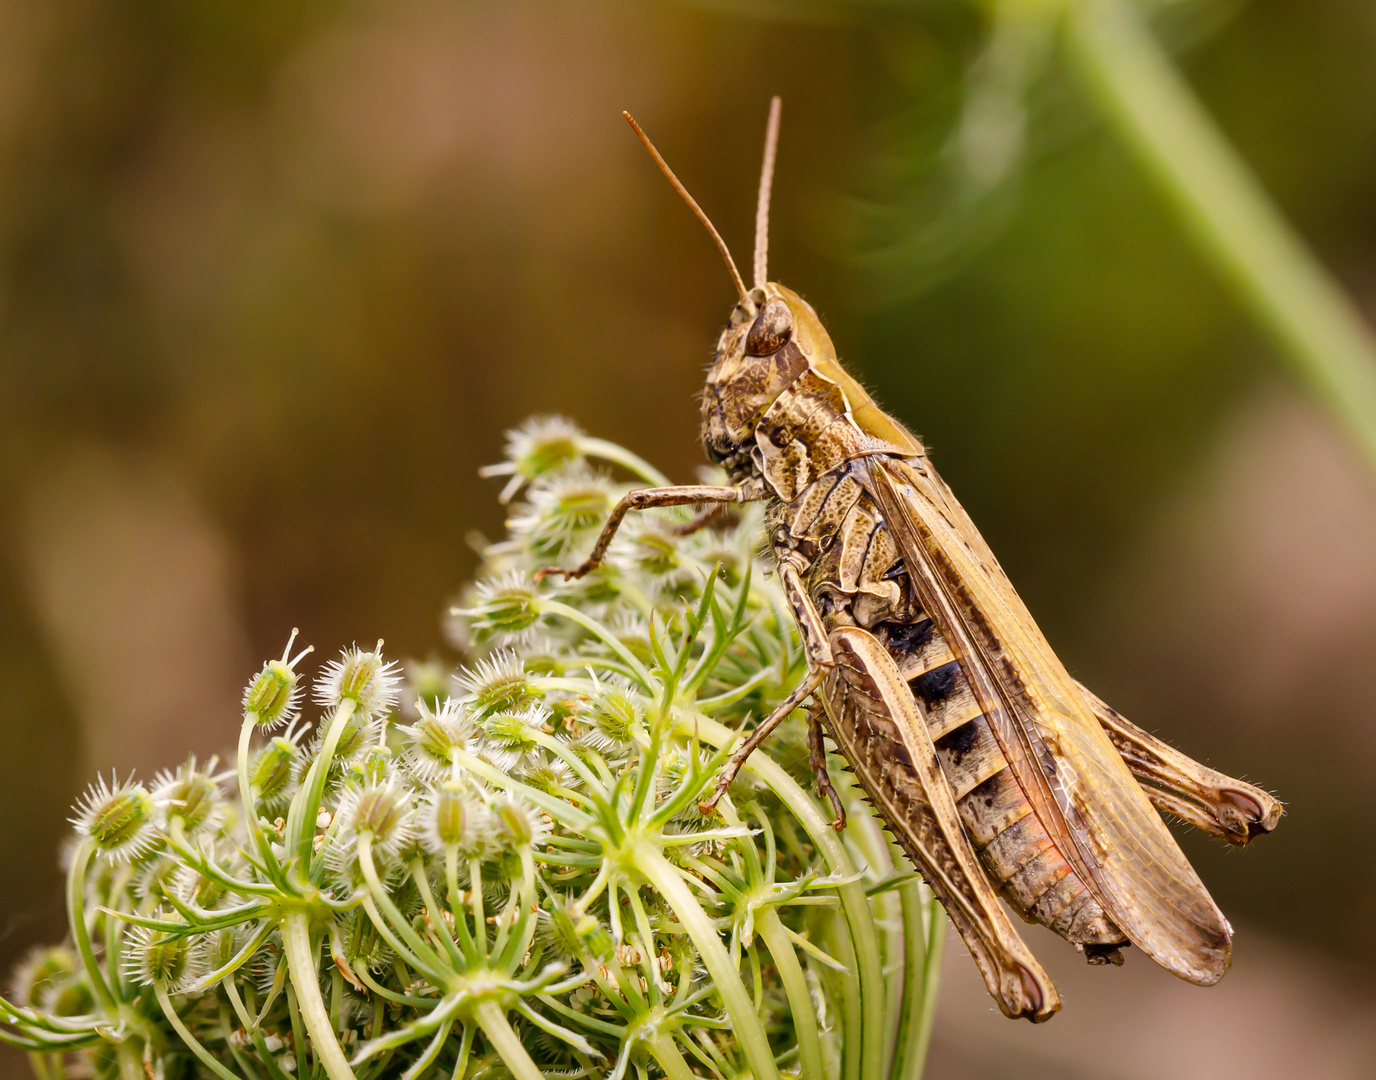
[785, 473, 1125, 954]
[897, 636, 1125, 951]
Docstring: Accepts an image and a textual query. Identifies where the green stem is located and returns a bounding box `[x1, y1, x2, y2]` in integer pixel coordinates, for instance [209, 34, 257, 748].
[911, 898, 945, 1079]
[153, 983, 242, 1080]
[286, 699, 357, 869]
[635, 849, 779, 1080]
[238, 719, 288, 889]
[65, 841, 116, 1012]
[891, 878, 928, 1080]
[471, 1000, 543, 1080]
[578, 438, 672, 486]
[756, 910, 826, 1080]
[682, 712, 886, 1080]
[539, 601, 654, 688]
[356, 837, 450, 980]
[650, 1033, 698, 1080]
[115, 1040, 142, 1080]
[1065, 0, 1376, 475]
[280, 912, 356, 1080]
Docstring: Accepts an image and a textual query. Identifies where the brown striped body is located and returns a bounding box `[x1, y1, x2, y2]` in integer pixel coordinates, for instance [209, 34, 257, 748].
[755, 394, 1125, 953]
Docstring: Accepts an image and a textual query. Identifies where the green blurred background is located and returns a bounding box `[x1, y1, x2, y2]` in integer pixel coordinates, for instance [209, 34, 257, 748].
[2, 0, 1376, 1075]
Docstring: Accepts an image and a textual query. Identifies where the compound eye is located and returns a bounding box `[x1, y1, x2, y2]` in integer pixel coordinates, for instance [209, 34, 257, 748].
[745, 300, 794, 356]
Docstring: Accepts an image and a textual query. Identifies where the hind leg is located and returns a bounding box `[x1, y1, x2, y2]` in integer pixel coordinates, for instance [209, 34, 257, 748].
[806, 703, 846, 830]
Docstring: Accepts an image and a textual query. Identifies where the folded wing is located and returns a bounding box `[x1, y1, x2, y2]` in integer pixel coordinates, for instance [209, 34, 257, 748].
[862, 454, 1231, 985]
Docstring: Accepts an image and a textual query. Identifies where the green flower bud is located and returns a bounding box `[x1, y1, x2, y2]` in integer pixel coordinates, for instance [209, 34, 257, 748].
[242, 630, 312, 729]
[126, 926, 202, 990]
[11, 946, 79, 1008]
[482, 706, 548, 768]
[315, 643, 401, 719]
[478, 416, 586, 502]
[350, 786, 409, 845]
[585, 687, 643, 749]
[423, 781, 488, 856]
[349, 746, 393, 789]
[399, 698, 474, 782]
[199, 928, 239, 977]
[250, 736, 299, 805]
[492, 796, 547, 849]
[453, 651, 539, 718]
[154, 758, 223, 835]
[459, 574, 543, 637]
[71, 776, 157, 862]
[508, 468, 617, 558]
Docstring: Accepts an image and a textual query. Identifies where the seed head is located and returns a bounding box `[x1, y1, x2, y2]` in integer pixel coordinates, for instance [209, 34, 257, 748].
[491, 796, 548, 849]
[337, 784, 412, 860]
[125, 926, 203, 990]
[584, 686, 644, 750]
[174, 862, 228, 910]
[153, 758, 224, 836]
[457, 573, 544, 640]
[243, 631, 313, 729]
[197, 928, 241, 982]
[479, 416, 586, 502]
[250, 735, 300, 806]
[10, 947, 79, 1009]
[453, 651, 539, 718]
[481, 705, 549, 770]
[508, 468, 617, 558]
[71, 775, 158, 862]
[398, 698, 475, 782]
[347, 746, 394, 789]
[422, 781, 489, 857]
[314, 642, 401, 720]
[521, 750, 573, 793]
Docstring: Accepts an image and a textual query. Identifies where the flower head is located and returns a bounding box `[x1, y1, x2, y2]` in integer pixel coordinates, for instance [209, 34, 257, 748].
[421, 780, 490, 857]
[481, 704, 549, 771]
[314, 642, 401, 720]
[456, 573, 545, 641]
[478, 416, 586, 502]
[397, 698, 475, 782]
[249, 732, 301, 808]
[153, 757, 225, 836]
[507, 467, 618, 559]
[242, 630, 313, 729]
[453, 650, 540, 718]
[71, 775, 158, 862]
[125, 925, 203, 991]
[491, 795, 549, 850]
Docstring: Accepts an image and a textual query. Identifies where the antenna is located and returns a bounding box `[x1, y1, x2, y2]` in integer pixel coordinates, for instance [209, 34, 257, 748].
[753, 96, 782, 290]
[623, 111, 748, 301]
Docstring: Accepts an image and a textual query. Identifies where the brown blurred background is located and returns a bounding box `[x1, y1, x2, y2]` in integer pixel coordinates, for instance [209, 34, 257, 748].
[2, 0, 1375, 1075]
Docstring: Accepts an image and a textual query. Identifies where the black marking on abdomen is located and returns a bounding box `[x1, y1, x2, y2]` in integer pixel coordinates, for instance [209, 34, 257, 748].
[911, 660, 960, 705]
[935, 718, 978, 760]
[881, 618, 934, 657]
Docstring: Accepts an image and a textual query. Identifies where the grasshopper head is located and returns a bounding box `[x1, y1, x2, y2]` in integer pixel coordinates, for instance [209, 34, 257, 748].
[625, 100, 923, 477]
[701, 282, 834, 477]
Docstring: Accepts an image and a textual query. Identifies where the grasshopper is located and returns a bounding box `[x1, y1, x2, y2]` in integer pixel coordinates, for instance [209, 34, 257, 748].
[540, 98, 1281, 1021]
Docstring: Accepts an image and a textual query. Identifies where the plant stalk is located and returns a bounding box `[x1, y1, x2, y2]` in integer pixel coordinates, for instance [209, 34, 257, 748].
[471, 1001, 543, 1080]
[635, 849, 779, 1080]
[757, 909, 827, 1080]
[280, 912, 356, 1080]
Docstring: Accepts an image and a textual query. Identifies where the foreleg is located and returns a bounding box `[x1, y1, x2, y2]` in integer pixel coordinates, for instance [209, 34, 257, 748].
[535, 482, 759, 581]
